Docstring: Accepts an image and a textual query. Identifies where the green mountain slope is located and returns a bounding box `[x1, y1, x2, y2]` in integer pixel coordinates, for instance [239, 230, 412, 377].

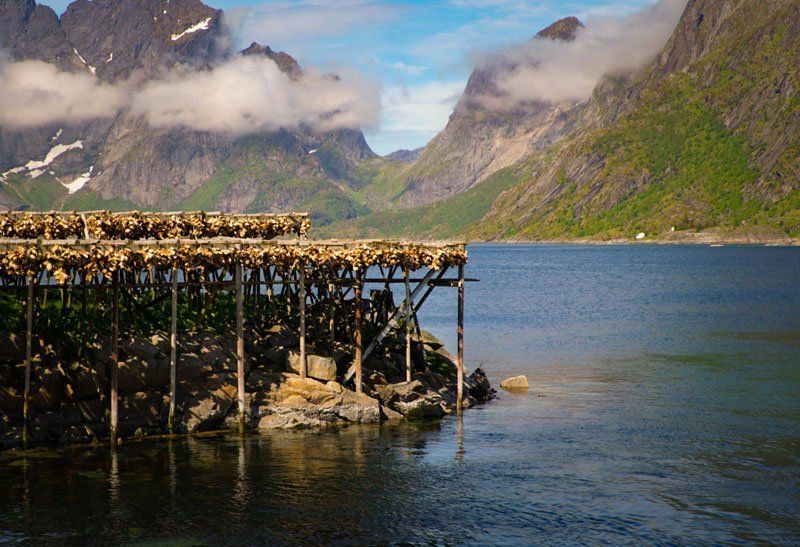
[471, 0, 800, 241]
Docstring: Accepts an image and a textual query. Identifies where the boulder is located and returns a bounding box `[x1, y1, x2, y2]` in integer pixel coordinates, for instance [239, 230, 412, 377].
[466, 368, 496, 402]
[500, 375, 529, 390]
[124, 337, 162, 361]
[376, 380, 446, 419]
[177, 353, 215, 383]
[285, 351, 337, 381]
[394, 394, 446, 419]
[0, 385, 22, 414]
[180, 374, 238, 433]
[257, 406, 338, 429]
[60, 425, 94, 445]
[419, 330, 444, 349]
[29, 367, 64, 411]
[0, 333, 24, 361]
[120, 392, 163, 428]
[32, 412, 66, 443]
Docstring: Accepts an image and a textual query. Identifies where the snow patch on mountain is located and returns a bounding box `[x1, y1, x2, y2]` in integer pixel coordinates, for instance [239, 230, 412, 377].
[1, 141, 84, 182]
[171, 17, 211, 41]
[63, 166, 94, 194]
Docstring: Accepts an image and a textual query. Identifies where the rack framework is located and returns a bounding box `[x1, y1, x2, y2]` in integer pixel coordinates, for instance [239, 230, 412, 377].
[0, 211, 472, 446]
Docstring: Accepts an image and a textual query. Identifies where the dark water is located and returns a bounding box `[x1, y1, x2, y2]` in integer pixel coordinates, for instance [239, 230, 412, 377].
[2, 244, 800, 545]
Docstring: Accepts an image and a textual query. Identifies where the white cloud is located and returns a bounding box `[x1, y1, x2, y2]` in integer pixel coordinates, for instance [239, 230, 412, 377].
[131, 56, 380, 134]
[475, 0, 688, 108]
[0, 52, 379, 135]
[0, 54, 126, 128]
[381, 80, 466, 134]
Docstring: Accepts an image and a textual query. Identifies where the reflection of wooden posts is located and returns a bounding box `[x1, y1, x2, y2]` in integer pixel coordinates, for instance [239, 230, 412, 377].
[299, 265, 307, 378]
[354, 270, 363, 394]
[110, 271, 120, 444]
[457, 263, 464, 414]
[404, 263, 412, 383]
[168, 266, 178, 434]
[235, 264, 246, 435]
[22, 278, 34, 448]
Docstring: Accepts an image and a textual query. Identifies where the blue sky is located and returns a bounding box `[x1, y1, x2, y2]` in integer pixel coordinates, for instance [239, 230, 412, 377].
[43, 0, 658, 154]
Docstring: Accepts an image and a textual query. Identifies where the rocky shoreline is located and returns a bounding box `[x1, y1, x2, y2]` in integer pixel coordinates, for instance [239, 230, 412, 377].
[1, 325, 495, 450]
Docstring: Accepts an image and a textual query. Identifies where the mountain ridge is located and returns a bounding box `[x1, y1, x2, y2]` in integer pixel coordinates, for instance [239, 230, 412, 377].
[325, 0, 799, 243]
[0, 0, 376, 225]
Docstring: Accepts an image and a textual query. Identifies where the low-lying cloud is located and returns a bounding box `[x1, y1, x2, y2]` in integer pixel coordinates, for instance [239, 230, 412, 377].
[0, 53, 380, 134]
[474, 0, 688, 109]
[0, 53, 126, 128]
[131, 57, 380, 134]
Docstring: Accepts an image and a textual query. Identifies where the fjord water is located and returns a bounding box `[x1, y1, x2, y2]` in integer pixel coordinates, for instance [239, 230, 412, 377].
[2, 244, 799, 544]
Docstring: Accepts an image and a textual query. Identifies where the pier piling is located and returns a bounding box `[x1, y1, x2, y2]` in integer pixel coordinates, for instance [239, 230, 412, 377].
[235, 263, 246, 435]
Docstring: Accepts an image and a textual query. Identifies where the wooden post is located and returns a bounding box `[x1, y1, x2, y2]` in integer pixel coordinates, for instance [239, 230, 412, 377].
[457, 263, 465, 414]
[328, 282, 335, 348]
[22, 279, 34, 448]
[235, 264, 246, 435]
[404, 263, 412, 383]
[110, 271, 119, 444]
[168, 266, 178, 434]
[299, 265, 307, 378]
[354, 270, 363, 393]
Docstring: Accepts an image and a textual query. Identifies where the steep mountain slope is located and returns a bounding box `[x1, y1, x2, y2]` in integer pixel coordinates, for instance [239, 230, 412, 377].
[471, 0, 800, 240]
[0, 0, 376, 223]
[383, 17, 586, 208]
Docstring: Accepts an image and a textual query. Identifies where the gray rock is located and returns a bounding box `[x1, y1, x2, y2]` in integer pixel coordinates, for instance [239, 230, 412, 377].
[286, 351, 337, 381]
[180, 374, 238, 433]
[500, 375, 529, 389]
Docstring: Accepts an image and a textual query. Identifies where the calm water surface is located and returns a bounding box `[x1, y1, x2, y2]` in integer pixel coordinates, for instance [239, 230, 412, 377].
[1, 244, 799, 545]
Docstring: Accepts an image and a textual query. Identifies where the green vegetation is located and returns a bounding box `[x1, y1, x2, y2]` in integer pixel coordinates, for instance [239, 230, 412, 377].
[62, 190, 142, 212]
[468, 0, 800, 242]
[3, 174, 67, 211]
[316, 164, 521, 239]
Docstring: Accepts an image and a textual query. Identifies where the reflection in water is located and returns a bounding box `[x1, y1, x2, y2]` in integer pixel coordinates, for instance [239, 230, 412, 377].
[109, 447, 120, 515]
[1, 245, 799, 544]
[456, 414, 465, 463]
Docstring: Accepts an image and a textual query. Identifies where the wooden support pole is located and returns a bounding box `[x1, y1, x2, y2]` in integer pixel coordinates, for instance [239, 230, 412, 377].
[110, 271, 119, 444]
[328, 282, 335, 348]
[354, 270, 363, 393]
[235, 264, 246, 435]
[168, 266, 178, 434]
[343, 268, 439, 383]
[299, 265, 307, 378]
[22, 279, 33, 448]
[404, 263, 412, 383]
[457, 263, 465, 414]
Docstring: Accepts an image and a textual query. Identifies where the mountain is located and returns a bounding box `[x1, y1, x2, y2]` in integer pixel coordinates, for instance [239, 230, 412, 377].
[471, 0, 800, 241]
[371, 16, 585, 209]
[329, 0, 799, 242]
[0, 0, 376, 223]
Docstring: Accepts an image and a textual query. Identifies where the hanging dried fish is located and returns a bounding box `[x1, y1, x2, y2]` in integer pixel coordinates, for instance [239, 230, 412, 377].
[0, 211, 310, 240]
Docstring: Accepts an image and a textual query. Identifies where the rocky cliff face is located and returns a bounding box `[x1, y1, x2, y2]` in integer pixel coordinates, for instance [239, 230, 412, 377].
[471, 0, 800, 240]
[0, 0, 375, 223]
[393, 17, 585, 207]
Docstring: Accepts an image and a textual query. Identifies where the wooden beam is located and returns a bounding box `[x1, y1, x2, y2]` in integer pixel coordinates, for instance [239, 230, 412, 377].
[457, 263, 465, 414]
[344, 267, 438, 383]
[354, 270, 363, 394]
[299, 265, 307, 378]
[22, 279, 33, 448]
[168, 267, 178, 434]
[110, 272, 119, 444]
[235, 264, 246, 435]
